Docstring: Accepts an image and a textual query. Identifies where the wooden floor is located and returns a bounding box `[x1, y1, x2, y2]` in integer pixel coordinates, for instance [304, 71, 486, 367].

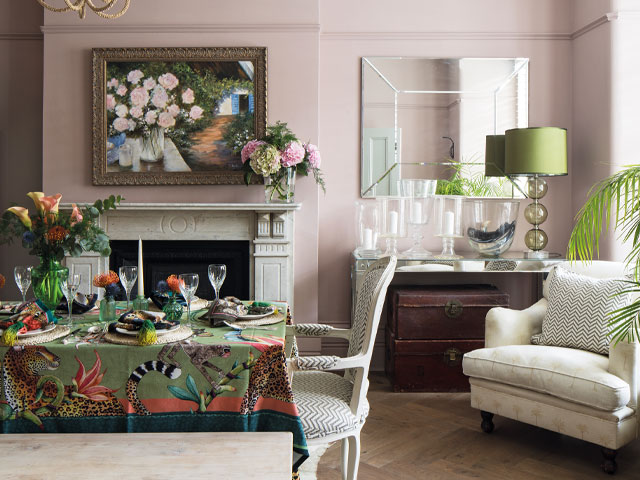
[317, 373, 640, 479]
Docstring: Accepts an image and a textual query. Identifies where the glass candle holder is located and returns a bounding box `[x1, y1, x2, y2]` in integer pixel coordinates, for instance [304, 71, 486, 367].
[400, 179, 437, 258]
[377, 196, 406, 256]
[355, 200, 380, 257]
[434, 196, 464, 259]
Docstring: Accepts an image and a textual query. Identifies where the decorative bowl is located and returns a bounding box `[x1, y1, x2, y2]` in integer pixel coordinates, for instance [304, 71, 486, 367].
[464, 199, 520, 256]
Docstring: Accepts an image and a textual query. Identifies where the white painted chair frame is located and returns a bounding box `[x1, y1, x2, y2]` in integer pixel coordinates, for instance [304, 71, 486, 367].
[286, 256, 397, 480]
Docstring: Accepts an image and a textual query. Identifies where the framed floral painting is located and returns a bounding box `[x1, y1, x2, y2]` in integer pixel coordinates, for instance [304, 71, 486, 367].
[92, 47, 267, 185]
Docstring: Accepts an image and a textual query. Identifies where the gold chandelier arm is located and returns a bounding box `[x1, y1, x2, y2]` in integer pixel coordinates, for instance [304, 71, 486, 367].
[62, 0, 86, 11]
[85, 0, 119, 13]
[37, 0, 129, 19]
[88, 0, 130, 19]
[36, 0, 73, 13]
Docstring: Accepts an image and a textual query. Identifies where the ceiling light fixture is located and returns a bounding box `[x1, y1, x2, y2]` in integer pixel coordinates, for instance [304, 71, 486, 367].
[36, 0, 130, 19]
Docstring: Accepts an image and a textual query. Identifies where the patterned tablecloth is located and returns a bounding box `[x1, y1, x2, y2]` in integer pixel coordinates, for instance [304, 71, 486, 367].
[0, 302, 308, 471]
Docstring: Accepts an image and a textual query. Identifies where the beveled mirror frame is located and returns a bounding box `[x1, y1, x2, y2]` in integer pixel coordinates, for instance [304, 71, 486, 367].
[92, 46, 267, 185]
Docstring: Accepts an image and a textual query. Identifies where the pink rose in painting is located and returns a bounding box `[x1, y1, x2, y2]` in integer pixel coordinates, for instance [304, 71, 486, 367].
[151, 86, 169, 109]
[130, 106, 143, 118]
[189, 105, 204, 120]
[107, 78, 119, 89]
[143, 77, 156, 90]
[130, 87, 149, 108]
[106, 94, 116, 111]
[145, 110, 158, 125]
[115, 104, 128, 118]
[167, 104, 181, 117]
[281, 141, 305, 167]
[113, 117, 130, 132]
[158, 73, 179, 91]
[241, 139, 265, 164]
[116, 85, 127, 96]
[181, 88, 195, 104]
[158, 111, 176, 128]
[305, 143, 321, 168]
[127, 69, 144, 84]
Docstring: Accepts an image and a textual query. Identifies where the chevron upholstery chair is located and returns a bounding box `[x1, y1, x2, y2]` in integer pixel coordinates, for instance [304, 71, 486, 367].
[286, 255, 397, 480]
[462, 261, 640, 474]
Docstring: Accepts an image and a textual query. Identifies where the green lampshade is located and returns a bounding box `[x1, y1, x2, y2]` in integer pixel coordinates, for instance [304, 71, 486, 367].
[504, 127, 568, 176]
[485, 135, 505, 177]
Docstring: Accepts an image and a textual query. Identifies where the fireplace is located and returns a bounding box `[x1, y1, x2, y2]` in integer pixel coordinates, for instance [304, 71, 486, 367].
[109, 240, 250, 300]
[63, 203, 300, 306]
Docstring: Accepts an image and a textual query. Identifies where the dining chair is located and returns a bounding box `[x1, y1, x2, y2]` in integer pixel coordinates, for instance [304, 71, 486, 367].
[286, 255, 397, 480]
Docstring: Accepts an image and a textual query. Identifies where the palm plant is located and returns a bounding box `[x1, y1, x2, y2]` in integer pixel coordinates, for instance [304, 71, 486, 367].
[567, 165, 640, 343]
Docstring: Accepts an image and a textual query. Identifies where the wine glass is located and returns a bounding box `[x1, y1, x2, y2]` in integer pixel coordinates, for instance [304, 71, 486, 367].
[208, 264, 226, 303]
[119, 265, 138, 311]
[14, 266, 32, 304]
[179, 273, 199, 328]
[60, 273, 81, 327]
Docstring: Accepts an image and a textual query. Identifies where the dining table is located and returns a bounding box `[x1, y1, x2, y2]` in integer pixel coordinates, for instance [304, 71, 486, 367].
[0, 300, 309, 473]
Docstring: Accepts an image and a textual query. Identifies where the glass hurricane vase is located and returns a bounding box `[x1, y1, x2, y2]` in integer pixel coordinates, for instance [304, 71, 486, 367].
[32, 257, 69, 311]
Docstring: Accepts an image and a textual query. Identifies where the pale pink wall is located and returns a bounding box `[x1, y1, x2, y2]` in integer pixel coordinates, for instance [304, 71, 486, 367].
[41, 1, 321, 349]
[0, 0, 43, 300]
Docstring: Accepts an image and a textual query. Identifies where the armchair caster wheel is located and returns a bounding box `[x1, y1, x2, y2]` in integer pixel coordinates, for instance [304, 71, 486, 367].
[480, 411, 494, 433]
[601, 448, 617, 475]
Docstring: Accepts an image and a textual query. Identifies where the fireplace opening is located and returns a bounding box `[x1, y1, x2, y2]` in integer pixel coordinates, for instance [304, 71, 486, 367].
[109, 240, 250, 301]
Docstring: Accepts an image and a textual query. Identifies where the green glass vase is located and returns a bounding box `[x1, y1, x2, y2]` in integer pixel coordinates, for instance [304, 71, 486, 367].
[99, 295, 117, 323]
[32, 257, 68, 311]
[162, 293, 184, 322]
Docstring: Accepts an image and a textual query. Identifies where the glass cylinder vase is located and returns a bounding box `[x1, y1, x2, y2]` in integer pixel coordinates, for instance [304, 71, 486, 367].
[32, 257, 69, 311]
[264, 167, 296, 203]
[140, 127, 165, 162]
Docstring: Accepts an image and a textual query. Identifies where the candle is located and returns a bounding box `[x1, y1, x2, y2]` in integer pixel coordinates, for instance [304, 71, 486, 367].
[363, 228, 374, 250]
[443, 211, 455, 236]
[411, 201, 422, 224]
[137, 237, 144, 296]
[389, 211, 399, 235]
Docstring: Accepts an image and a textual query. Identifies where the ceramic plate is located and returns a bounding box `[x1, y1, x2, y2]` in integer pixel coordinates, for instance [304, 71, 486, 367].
[13, 323, 57, 337]
[237, 306, 276, 320]
[116, 323, 179, 336]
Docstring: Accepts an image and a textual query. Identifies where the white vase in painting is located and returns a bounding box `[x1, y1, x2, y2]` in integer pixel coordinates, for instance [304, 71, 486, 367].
[140, 127, 165, 162]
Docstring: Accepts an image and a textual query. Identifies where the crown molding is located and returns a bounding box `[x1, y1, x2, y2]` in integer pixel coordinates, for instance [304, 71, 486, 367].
[41, 23, 320, 34]
[0, 33, 43, 41]
[321, 31, 571, 41]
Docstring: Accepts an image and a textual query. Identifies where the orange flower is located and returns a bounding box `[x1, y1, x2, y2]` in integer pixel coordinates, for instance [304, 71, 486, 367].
[166, 274, 183, 293]
[40, 193, 62, 215]
[46, 225, 69, 243]
[93, 271, 119, 288]
[70, 203, 83, 227]
[0, 274, 5, 289]
[72, 350, 118, 401]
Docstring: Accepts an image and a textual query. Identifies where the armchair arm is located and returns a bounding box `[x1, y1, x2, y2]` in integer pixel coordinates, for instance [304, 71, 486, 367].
[609, 339, 640, 410]
[485, 298, 548, 348]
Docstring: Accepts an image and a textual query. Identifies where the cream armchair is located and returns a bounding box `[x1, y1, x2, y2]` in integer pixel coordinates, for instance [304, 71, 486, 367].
[462, 261, 640, 474]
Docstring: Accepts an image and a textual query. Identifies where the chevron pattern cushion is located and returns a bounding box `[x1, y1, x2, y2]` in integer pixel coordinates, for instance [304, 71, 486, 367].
[292, 371, 367, 440]
[531, 267, 630, 354]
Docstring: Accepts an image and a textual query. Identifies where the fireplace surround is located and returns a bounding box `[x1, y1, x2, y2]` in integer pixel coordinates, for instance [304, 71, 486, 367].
[63, 203, 300, 308]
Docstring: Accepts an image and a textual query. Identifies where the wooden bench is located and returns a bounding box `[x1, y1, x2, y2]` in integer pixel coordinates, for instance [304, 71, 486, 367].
[1, 432, 293, 479]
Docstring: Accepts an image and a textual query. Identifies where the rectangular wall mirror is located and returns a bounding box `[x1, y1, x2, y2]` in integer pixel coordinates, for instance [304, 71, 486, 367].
[361, 57, 529, 198]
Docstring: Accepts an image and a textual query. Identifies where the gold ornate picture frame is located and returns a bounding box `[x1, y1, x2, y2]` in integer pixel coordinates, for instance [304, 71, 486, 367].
[92, 47, 267, 185]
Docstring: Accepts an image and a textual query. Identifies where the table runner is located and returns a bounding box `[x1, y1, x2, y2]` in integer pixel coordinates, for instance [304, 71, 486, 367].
[0, 302, 308, 471]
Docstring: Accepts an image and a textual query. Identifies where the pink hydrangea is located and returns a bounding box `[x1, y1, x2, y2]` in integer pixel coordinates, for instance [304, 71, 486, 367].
[241, 139, 265, 164]
[145, 110, 158, 125]
[130, 87, 149, 108]
[106, 94, 116, 111]
[143, 77, 156, 90]
[116, 85, 127, 96]
[127, 69, 144, 84]
[113, 117, 130, 132]
[306, 143, 321, 168]
[181, 88, 195, 104]
[130, 106, 143, 118]
[189, 105, 204, 120]
[107, 78, 119, 89]
[151, 86, 168, 109]
[158, 111, 176, 128]
[167, 104, 181, 117]
[158, 72, 179, 91]
[281, 141, 305, 167]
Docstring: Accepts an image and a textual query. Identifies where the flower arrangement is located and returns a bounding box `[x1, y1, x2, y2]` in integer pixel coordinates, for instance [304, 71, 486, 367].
[154, 275, 184, 322]
[93, 270, 121, 298]
[241, 122, 325, 201]
[0, 193, 122, 262]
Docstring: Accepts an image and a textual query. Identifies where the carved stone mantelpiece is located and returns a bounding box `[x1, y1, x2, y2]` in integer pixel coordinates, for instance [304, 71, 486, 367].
[63, 203, 300, 307]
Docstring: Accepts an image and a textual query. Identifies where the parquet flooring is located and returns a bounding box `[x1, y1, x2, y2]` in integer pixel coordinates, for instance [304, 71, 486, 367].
[316, 373, 640, 479]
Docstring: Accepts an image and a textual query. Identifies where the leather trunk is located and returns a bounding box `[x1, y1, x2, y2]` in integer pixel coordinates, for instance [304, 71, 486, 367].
[385, 284, 509, 392]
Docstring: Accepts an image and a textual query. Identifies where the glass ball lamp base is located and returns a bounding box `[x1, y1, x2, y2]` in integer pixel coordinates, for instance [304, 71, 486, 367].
[522, 176, 550, 259]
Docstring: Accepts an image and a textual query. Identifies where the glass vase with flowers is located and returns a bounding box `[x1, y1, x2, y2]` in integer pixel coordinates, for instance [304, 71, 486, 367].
[93, 270, 121, 323]
[156, 275, 185, 322]
[0, 192, 122, 311]
[241, 122, 326, 203]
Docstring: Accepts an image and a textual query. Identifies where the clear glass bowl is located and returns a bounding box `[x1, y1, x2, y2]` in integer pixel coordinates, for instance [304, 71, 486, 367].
[464, 199, 520, 256]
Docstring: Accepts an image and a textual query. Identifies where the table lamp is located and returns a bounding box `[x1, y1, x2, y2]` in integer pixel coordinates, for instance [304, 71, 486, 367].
[504, 127, 567, 258]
